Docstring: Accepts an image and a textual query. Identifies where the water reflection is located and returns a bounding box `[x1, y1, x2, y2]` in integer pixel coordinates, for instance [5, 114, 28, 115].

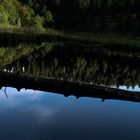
[1, 42, 140, 89]
[0, 87, 140, 140]
[113, 85, 140, 92]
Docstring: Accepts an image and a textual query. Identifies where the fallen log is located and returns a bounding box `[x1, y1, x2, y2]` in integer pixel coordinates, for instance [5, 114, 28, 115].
[0, 71, 140, 102]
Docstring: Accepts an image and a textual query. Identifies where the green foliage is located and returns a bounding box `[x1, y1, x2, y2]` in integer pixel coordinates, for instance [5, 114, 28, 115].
[19, 5, 34, 27]
[0, 44, 35, 67]
[0, 0, 54, 29]
[1, 0, 140, 33]
[45, 10, 54, 23]
[33, 14, 44, 30]
[41, 6, 54, 25]
[2, 0, 18, 25]
[0, 5, 8, 24]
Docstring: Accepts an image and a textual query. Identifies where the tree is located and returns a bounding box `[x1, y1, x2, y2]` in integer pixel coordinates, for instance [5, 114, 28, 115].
[0, 5, 8, 24]
[19, 5, 35, 27]
[41, 6, 54, 25]
[33, 14, 44, 30]
[2, 0, 19, 25]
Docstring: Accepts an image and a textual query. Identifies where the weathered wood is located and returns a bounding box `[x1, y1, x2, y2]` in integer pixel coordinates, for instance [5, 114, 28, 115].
[0, 71, 140, 102]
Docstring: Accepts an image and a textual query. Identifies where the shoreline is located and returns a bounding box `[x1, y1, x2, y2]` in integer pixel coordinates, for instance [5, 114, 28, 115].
[0, 71, 140, 103]
[0, 28, 140, 49]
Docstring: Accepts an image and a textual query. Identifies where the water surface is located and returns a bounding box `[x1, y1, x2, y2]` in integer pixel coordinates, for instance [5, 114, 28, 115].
[1, 42, 140, 88]
[0, 42, 140, 140]
[0, 87, 140, 140]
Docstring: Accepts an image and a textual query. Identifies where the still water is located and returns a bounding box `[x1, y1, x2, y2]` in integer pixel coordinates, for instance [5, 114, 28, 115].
[0, 87, 140, 140]
[0, 41, 140, 140]
[1, 42, 140, 88]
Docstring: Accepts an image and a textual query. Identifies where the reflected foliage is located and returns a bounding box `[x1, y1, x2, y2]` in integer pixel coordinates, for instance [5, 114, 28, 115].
[1, 42, 140, 88]
[0, 44, 35, 66]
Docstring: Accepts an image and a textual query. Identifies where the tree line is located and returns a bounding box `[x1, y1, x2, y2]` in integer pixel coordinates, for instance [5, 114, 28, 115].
[0, 0, 53, 30]
[0, 0, 140, 33]
[22, 0, 140, 33]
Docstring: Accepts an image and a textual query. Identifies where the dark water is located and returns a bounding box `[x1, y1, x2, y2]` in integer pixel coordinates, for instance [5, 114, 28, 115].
[0, 42, 140, 139]
[1, 42, 140, 88]
[0, 87, 140, 140]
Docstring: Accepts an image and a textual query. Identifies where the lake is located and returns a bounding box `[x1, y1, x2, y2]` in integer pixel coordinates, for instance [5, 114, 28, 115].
[0, 41, 140, 140]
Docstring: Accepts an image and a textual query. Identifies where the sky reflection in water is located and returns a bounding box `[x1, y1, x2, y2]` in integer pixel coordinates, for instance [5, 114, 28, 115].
[0, 88, 140, 140]
[113, 85, 140, 92]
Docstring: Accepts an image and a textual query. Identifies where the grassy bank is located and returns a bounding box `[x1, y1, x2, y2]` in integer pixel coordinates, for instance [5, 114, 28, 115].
[0, 26, 64, 45]
[0, 26, 140, 50]
[0, 25, 62, 36]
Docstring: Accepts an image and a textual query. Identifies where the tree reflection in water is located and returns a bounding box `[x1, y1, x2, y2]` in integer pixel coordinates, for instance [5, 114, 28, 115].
[1, 42, 140, 89]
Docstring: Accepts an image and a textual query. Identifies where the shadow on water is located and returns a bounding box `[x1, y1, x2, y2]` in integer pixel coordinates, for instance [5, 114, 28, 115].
[0, 41, 140, 102]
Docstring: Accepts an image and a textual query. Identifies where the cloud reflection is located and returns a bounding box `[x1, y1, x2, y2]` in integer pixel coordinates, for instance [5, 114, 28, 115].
[0, 87, 57, 124]
[0, 87, 139, 140]
[34, 106, 56, 124]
